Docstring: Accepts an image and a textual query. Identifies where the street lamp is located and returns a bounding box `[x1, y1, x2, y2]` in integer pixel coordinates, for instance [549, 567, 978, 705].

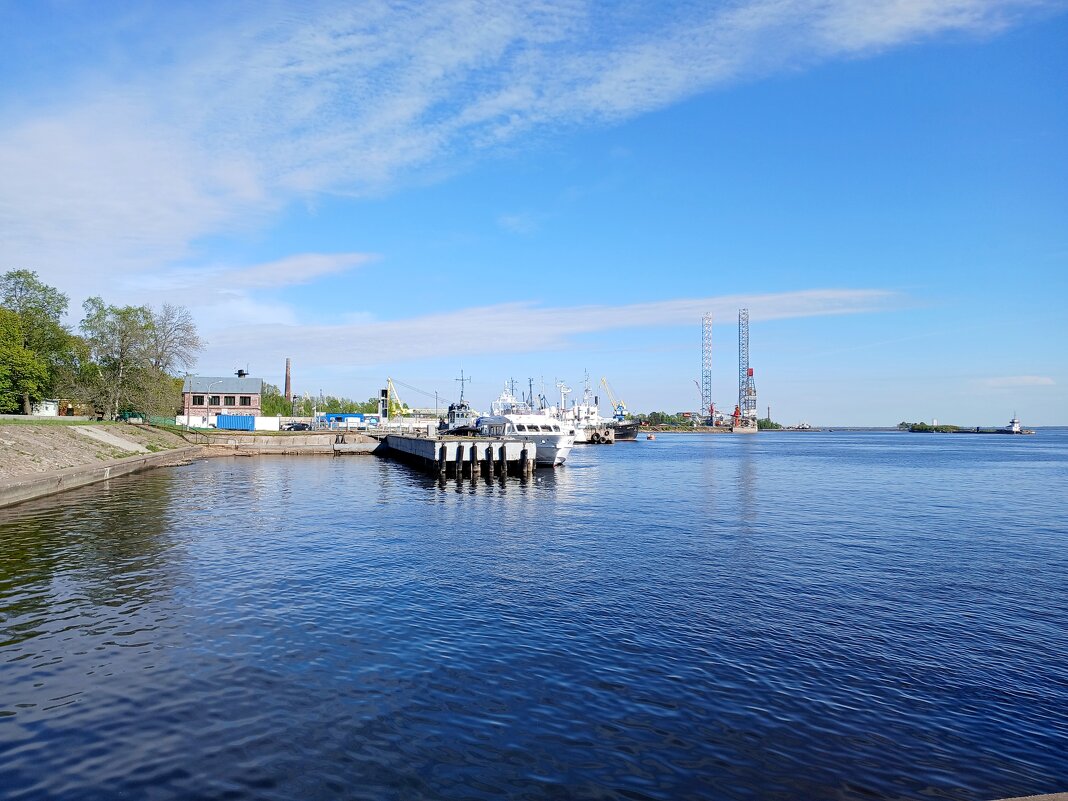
[204, 379, 224, 428]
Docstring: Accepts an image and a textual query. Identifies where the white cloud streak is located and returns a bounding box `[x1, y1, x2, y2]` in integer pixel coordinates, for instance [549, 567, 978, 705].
[1, 0, 1058, 292]
[981, 375, 1056, 387]
[202, 287, 900, 369]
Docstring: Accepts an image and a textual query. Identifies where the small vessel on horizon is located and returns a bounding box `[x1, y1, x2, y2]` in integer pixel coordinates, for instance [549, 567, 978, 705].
[998, 414, 1035, 435]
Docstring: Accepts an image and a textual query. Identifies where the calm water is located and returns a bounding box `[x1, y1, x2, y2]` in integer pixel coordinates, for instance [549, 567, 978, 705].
[2, 431, 1066, 800]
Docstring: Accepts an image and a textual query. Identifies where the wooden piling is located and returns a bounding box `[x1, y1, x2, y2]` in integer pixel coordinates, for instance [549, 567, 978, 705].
[470, 444, 480, 479]
[438, 443, 447, 477]
[484, 444, 494, 478]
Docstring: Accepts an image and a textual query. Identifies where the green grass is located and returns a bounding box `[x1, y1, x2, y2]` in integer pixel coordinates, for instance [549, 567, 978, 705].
[0, 417, 100, 427]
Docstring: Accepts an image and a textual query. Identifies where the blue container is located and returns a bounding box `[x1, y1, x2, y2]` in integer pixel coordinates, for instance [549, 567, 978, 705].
[216, 414, 255, 431]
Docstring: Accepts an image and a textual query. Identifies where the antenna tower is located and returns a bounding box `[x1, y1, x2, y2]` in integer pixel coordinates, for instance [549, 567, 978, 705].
[455, 369, 471, 403]
[738, 308, 757, 426]
[701, 313, 713, 420]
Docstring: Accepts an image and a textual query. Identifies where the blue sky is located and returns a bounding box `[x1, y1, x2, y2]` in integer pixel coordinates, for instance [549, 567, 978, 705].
[2, 1, 1065, 425]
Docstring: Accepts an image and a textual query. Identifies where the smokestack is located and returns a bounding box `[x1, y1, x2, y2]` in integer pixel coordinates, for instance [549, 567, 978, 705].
[284, 358, 292, 402]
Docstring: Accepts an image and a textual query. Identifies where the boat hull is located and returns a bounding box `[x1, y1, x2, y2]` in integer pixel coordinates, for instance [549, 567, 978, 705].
[477, 413, 575, 466]
[611, 421, 639, 441]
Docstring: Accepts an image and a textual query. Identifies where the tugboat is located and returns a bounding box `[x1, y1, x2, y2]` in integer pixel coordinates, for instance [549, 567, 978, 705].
[438, 370, 479, 434]
[997, 414, 1035, 435]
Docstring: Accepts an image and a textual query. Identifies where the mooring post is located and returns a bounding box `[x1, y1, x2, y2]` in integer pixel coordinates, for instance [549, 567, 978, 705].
[438, 443, 447, 477]
[484, 444, 494, 478]
[498, 444, 507, 477]
[470, 444, 480, 479]
[519, 447, 529, 478]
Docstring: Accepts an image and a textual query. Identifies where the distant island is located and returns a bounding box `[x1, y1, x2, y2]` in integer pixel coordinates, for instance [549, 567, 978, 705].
[897, 420, 1035, 435]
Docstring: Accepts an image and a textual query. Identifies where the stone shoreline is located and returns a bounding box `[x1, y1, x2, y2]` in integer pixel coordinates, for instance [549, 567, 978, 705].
[0, 423, 379, 509]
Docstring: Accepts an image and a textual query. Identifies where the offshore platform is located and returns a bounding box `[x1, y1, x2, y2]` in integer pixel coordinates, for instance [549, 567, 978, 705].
[701, 308, 758, 433]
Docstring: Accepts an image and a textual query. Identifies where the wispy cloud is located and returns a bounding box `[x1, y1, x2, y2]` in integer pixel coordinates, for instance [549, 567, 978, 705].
[981, 375, 1056, 387]
[497, 213, 541, 234]
[1, 0, 1057, 290]
[132, 252, 378, 293]
[202, 287, 901, 369]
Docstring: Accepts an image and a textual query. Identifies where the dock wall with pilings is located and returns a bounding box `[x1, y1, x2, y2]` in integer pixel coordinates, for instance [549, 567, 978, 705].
[381, 435, 536, 478]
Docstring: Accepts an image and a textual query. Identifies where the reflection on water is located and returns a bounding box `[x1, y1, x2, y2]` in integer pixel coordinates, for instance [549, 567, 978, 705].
[0, 474, 182, 651]
[1, 434, 1067, 801]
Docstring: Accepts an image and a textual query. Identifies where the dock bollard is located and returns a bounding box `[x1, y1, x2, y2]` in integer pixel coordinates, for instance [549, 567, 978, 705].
[498, 444, 507, 477]
[470, 444, 480, 479]
[438, 444, 447, 477]
[484, 444, 494, 478]
[454, 443, 464, 479]
[520, 447, 530, 478]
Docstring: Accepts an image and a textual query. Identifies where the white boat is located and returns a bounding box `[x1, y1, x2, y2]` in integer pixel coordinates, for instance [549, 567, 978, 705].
[545, 376, 616, 444]
[477, 388, 575, 466]
[998, 414, 1035, 435]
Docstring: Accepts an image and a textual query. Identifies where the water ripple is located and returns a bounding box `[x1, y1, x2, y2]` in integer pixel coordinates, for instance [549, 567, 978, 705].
[1, 433, 1066, 799]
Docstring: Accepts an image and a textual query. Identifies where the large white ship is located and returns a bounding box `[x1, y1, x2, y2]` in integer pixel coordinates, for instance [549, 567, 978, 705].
[477, 388, 575, 466]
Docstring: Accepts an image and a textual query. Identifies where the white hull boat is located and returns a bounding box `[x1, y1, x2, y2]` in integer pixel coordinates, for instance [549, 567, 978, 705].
[479, 389, 575, 466]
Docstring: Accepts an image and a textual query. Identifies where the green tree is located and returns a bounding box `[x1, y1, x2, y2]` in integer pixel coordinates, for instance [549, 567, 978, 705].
[261, 383, 294, 417]
[289, 394, 380, 417]
[0, 270, 71, 412]
[0, 309, 49, 413]
[80, 297, 154, 420]
[52, 334, 106, 416]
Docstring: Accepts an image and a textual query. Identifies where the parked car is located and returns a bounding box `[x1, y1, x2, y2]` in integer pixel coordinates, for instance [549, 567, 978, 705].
[283, 422, 312, 431]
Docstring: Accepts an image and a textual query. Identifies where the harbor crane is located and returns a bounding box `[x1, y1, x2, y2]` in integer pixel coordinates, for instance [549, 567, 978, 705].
[383, 378, 408, 419]
[599, 377, 628, 421]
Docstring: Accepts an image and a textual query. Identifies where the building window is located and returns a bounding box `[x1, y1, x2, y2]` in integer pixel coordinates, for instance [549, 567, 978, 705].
[192, 395, 204, 406]
[240, 396, 252, 406]
[209, 395, 220, 405]
[224, 395, 236, 405]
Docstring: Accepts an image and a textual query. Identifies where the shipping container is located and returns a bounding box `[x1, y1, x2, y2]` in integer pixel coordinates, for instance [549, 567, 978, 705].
[216, 414, 255, 431]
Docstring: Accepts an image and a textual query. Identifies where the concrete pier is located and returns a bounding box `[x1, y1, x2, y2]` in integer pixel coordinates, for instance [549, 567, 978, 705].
[381, 435, 530, 478]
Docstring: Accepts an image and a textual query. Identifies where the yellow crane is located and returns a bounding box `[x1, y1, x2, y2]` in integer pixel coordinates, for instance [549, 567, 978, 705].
[599, 377, 628, 421]
[386, 378, 408, 418]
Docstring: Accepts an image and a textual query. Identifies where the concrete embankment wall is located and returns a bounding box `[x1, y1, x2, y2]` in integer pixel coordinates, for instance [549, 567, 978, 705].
[0, 430, 386, 509]
[0, 446, 202, 509]
[196, 431, 382, 455]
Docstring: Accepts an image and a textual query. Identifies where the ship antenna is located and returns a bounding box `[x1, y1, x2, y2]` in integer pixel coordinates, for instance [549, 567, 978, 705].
[455, 369, 471, 403]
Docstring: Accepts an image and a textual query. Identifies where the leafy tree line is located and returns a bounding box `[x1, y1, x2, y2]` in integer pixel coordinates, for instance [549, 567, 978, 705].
[258, 384, 380, 418]
[898, 421, 960, 433]
[1, 270, 201, 418]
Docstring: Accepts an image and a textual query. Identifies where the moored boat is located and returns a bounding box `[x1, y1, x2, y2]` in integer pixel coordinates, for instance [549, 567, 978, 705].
[478, 389, 575, 466]
[610, 420, 639, 441]
[546, 376, 615, 445]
